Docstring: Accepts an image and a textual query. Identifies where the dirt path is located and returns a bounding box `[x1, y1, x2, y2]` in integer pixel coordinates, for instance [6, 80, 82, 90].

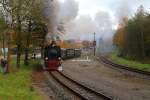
[31, 66, 54, 100]
[62, 55, 150, 100]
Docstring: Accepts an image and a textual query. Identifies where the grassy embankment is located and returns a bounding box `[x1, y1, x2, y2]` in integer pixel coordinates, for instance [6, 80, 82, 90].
[110, 53, 150, 72]
[0, 57, 44, 100]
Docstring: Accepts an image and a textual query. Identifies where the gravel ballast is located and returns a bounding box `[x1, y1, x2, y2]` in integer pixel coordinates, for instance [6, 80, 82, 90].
[62, 55, 150, 100]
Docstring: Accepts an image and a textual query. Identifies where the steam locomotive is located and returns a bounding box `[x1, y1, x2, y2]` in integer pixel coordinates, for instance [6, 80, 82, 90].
[44, 48, 81, 70]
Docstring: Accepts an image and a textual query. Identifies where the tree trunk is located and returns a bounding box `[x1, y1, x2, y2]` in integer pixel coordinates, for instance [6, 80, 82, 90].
[139, 21, 145, 59]
[41, 38, 45, 59]
[7, 33, 11, 73]
[24, 19, 31, 65]
[16, 23, 22, 68]
[16, 44, 21, 68]
[2, 33, 6, 59]
[140, 31, 145, 59]
[24, 48, 29, 65]
[16, 1, 22, 68]
[24, 38, 30, 65]
[41, 46, 44, 59]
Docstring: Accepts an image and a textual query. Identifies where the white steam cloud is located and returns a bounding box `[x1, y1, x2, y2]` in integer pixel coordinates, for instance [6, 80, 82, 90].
[43, 0, 59, 34]
[44, 0, 146, 42]
[58, 0, 78, 23]
[115, 0, 132, 24]
[43, 0, 114, 41]
[63, 11, 113, 40]
[43, 0, 79, 40]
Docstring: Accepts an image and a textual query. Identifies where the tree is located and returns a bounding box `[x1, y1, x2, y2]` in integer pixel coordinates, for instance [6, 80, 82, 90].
[23, 0, 46, 65]
[0, 6, 12, 73]
[114, 5, 150, 60]
[143, 14, 150, 57]
[0, 0, 49, 67]
[0, 12, 8, 59]
[125, 5, 146, 59]
[134, 5, 146, 59]
[113, 17, 128, 56]
[31, 22, 48, 58]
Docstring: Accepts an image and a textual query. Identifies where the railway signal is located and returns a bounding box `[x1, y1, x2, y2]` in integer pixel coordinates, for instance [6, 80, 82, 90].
[93, 32, 96, 56]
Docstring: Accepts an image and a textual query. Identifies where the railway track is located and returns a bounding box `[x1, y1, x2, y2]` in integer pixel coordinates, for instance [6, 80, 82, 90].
[49, 71, 112, 100]
[99, 56, 150, 77]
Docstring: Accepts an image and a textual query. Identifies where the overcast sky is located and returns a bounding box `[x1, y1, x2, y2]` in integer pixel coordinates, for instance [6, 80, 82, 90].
[59, 0, 150, 19]
[57, 0, 150, 40]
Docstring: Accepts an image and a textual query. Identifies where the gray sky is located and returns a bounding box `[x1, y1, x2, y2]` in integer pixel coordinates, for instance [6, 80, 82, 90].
[58, 0, 150, 40]
[59, 0, 150, 19]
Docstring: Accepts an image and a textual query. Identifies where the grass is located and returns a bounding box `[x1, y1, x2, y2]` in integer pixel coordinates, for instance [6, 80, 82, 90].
[110, 53, 150, 72]
[0, 58, 44, 100]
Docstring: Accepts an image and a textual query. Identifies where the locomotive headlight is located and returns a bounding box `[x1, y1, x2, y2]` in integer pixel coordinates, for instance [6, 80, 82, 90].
[45, 57, 48, 60]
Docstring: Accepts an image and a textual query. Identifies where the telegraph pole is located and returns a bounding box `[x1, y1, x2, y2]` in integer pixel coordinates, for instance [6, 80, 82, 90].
[93, 32, 96, 56]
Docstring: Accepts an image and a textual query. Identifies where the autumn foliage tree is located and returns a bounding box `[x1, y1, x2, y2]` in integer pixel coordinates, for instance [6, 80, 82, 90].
[0, 12, 8, 59]
[113, 17, 128, 56]
[113, 5, 150, 60]
[0, 0, 49, 70]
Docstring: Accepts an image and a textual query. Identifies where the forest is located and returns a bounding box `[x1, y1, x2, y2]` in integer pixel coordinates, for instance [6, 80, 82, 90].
[0, 0, 48, 72]
[113, 6, 150, 61]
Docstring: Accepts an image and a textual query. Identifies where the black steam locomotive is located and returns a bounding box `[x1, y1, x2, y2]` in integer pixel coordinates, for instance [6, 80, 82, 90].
[44, 48, 81, 70]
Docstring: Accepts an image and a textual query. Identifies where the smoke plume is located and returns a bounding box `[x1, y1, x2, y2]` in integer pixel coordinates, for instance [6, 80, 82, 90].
[43, 0, 114, 41]
[43, 0, 79, 40]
